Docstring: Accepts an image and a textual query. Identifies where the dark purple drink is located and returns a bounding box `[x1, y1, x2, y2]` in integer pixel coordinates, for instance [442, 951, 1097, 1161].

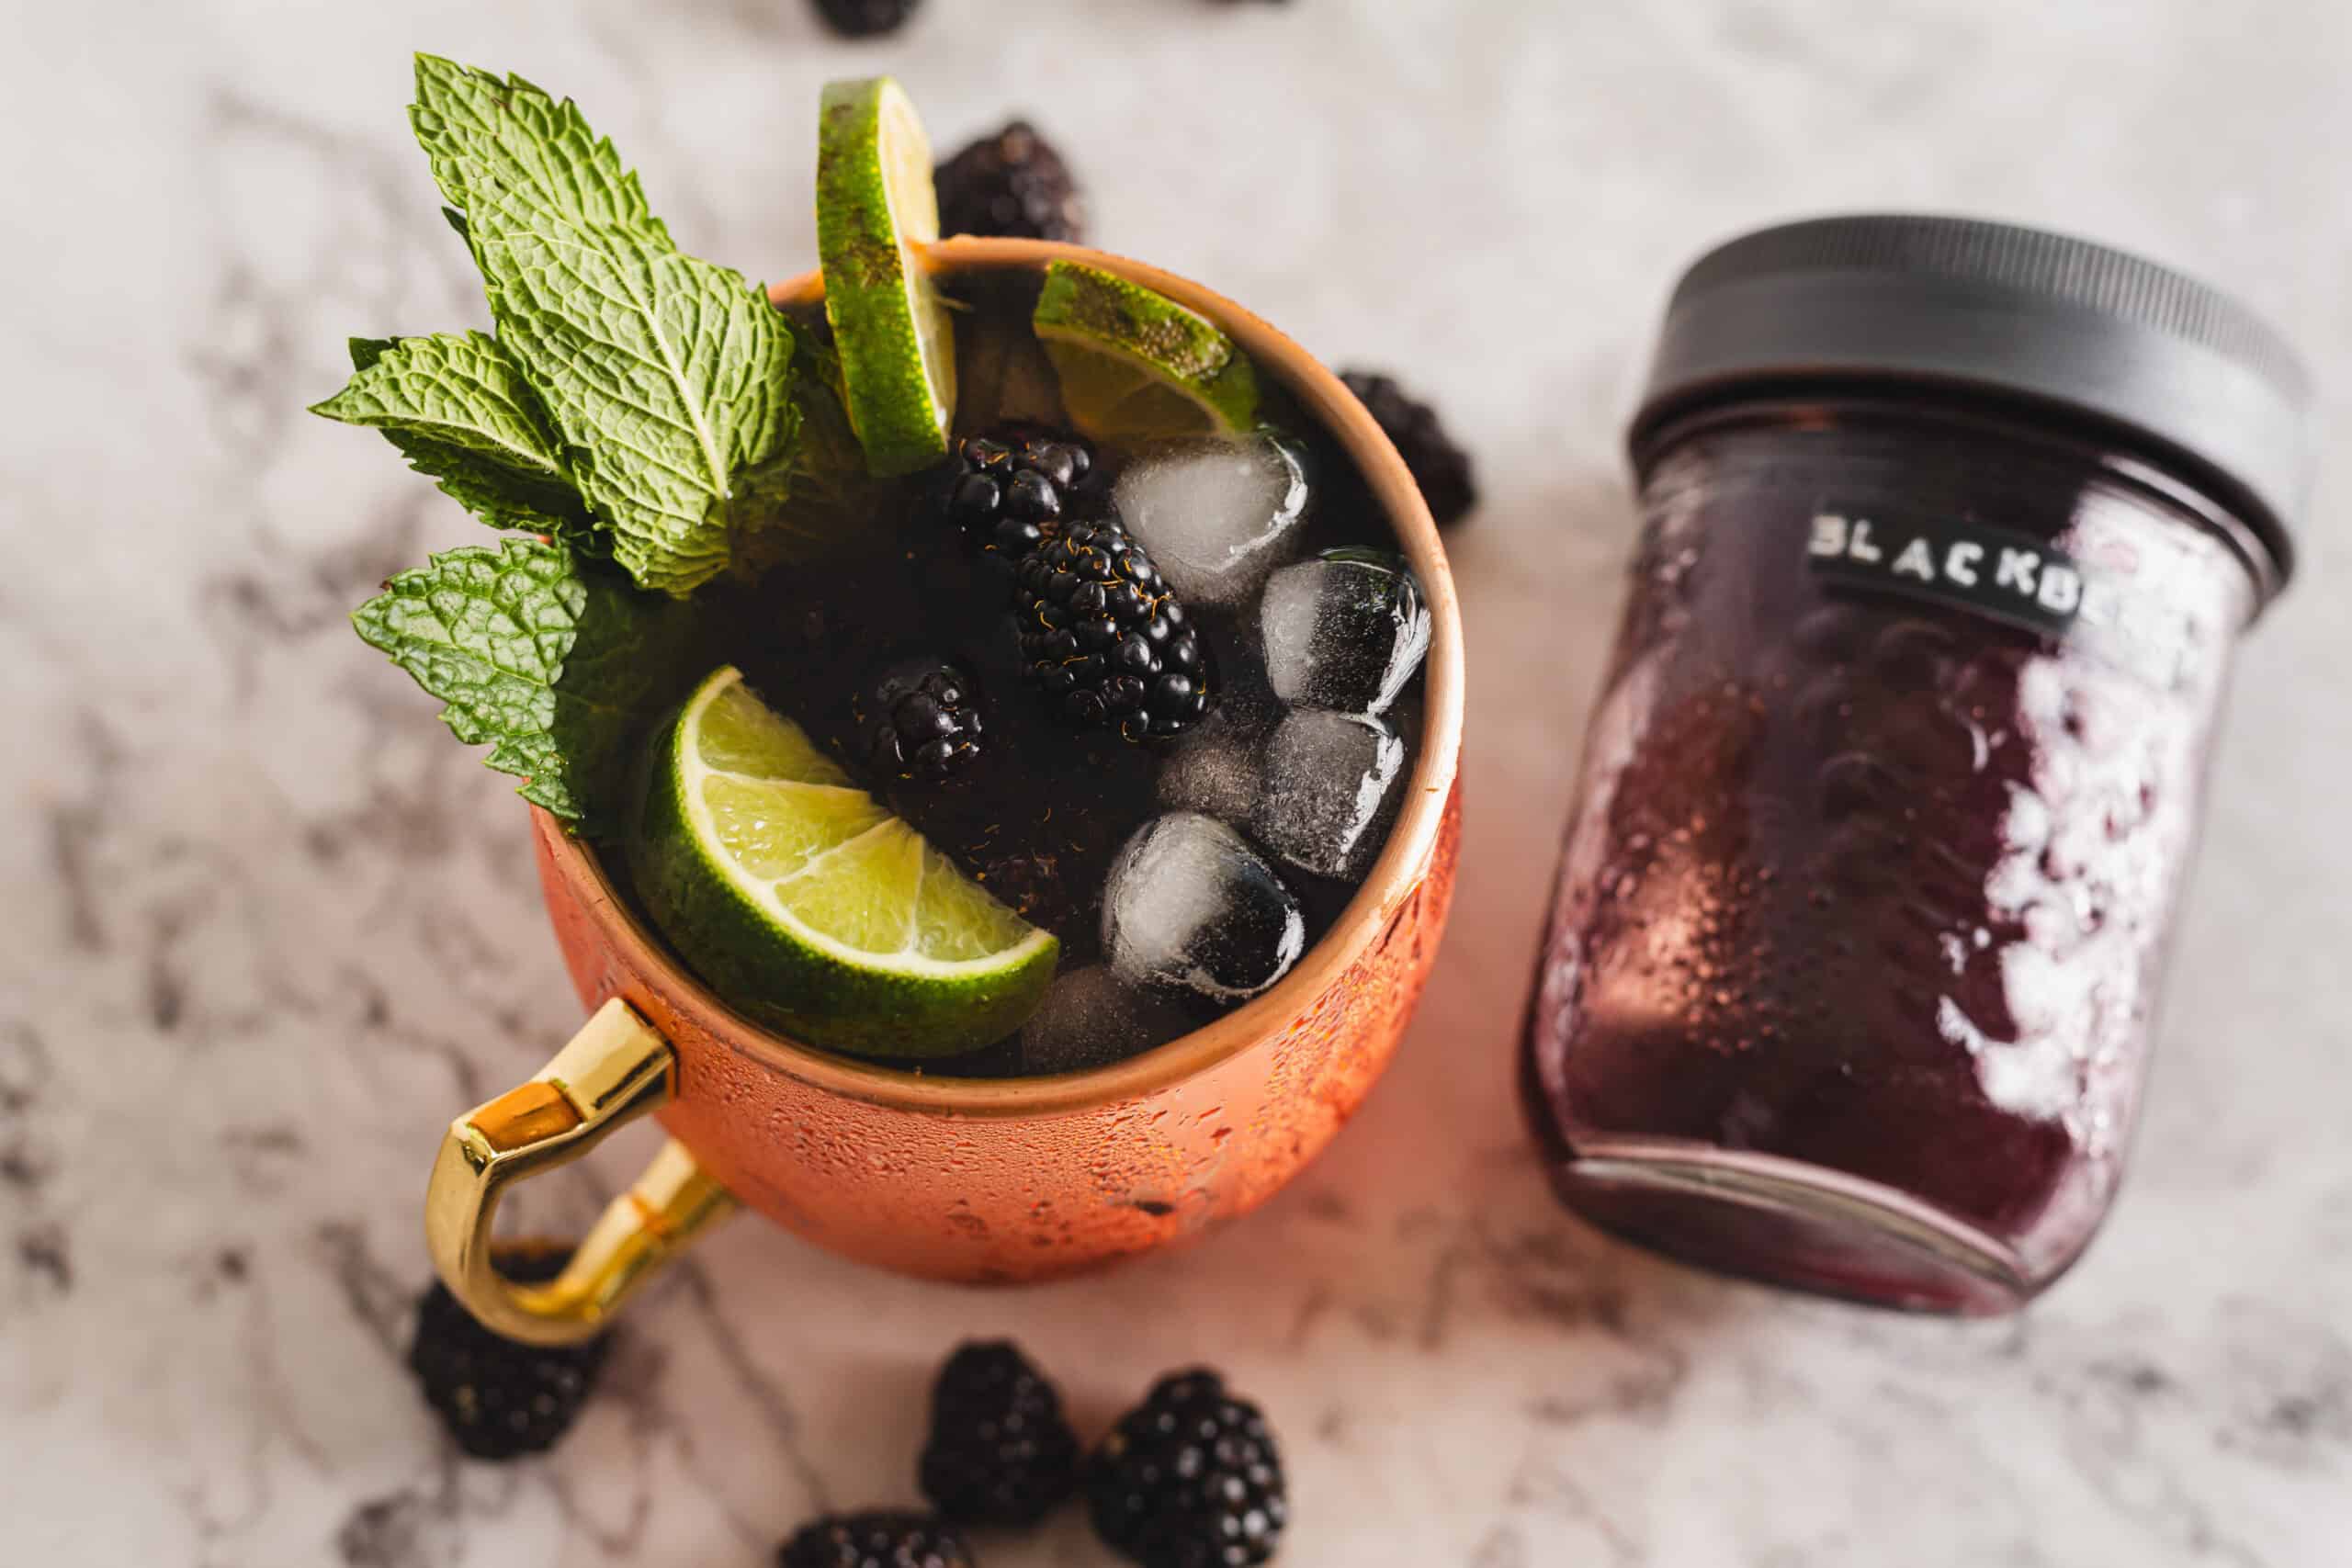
[626, 267, 1430, 1077]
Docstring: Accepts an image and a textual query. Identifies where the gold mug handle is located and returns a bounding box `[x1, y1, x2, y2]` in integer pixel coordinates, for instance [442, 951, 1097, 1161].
[424, 998, 739, 1346]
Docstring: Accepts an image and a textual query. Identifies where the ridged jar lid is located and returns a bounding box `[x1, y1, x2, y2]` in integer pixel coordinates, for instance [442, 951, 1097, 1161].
[1632, 214, 2313, 587]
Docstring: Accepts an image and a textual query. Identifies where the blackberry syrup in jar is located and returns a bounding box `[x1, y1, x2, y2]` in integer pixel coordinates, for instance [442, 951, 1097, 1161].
[1521, 217, 2313, 1313]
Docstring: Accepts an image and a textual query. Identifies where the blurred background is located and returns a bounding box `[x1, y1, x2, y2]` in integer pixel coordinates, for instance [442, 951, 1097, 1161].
[4, 1, 2348, 1562]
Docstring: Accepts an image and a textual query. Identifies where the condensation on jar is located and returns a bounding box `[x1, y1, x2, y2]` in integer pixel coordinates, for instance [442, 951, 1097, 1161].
[1521, 217, 2313, 1314]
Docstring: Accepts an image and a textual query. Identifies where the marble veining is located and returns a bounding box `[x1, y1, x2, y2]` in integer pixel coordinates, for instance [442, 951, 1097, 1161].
[4, 1, 2349, 1562]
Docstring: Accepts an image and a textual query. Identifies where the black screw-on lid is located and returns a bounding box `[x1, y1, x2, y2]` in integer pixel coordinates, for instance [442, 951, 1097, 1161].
[1633, 214, 2313, 587]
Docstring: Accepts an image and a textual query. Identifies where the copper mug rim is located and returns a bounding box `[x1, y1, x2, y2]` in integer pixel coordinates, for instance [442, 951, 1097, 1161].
[535, 235, 1466, 1122]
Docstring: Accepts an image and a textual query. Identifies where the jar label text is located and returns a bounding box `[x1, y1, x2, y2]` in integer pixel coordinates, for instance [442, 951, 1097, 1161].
[1805, 510, 2191, 686]
[1808, 513, 2086, 637]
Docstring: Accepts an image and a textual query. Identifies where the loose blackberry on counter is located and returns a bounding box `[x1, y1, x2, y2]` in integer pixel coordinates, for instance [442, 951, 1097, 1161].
[938, 428, 1096, 559]
[1340, 369, 1477, 529]
[1087, 1369, 1287, 1568]
[864, 660, 984, 782]
[936, 121, 1087, 243]
[1015, 520, 1212, 741]
[406, 1246, 609, 1461]
[919, 1340, 1082, 1526]
[778, 1511, 973, 1568]
[809, 0, 922, 38]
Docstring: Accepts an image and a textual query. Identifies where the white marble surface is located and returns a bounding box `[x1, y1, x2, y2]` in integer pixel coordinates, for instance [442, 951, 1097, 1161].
[5, 1, 2351, 1562]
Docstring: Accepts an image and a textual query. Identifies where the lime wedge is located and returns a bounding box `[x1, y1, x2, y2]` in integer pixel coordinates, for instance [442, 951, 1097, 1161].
[1033, 261, 1261, 444]
[815, 77, 956, 476]
[632, 667, 1057, 1057]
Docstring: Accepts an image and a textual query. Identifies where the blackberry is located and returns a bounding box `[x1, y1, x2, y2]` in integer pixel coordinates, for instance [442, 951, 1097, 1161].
[918, 1340, 1082, 1526]
[778, 1512, 972, 1568]
[1014, 519, 1212, 741]
[1087, 1370, 1286, 1568]
[809, 0, 922, 38]
[406, 1245, 609, 1461]
[938, 427, 1096, 559]
[1340, 369, 1477, 528]
[936, 121, 1087, 243]
[865, 660, 983, 782]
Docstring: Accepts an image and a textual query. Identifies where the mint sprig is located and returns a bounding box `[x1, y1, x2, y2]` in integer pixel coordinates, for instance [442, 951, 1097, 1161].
[311, 332, 595, 541]
[410, 56, 799, 596]
[320, 55, 852, 830]
[351, 538, 696, 831]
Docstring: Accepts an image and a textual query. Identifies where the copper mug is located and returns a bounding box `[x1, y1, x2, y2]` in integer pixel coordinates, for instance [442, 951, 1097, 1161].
[424, 239, 1466, 1344]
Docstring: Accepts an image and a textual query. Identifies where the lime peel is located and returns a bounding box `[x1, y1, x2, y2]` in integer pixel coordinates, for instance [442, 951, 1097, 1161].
[1033, 261, 1261, 442]
[815, 77, 956, 476]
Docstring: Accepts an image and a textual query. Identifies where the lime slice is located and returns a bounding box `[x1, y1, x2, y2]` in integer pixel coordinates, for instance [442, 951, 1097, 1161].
[1033, 261, 1261, 444]
[815, 77, 956, 476]
[632, 667, 1057, 1057]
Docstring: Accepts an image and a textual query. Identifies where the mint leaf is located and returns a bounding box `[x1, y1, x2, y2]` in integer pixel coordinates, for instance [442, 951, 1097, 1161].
[311, 331, 595, 539]
[352, 537, 695, 831]
[410, 59, 664, 240]
[410, 56, 797, 595]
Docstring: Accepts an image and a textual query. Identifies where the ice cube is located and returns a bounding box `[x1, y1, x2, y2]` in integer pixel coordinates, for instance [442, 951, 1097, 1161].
[1103, 812, 1305, 1003]
[1016, 964, 1197, 1076]
[1260, 548, 1430, 715]
[1113, 434, 1308, 604]
[1252, 709, 1408, 878]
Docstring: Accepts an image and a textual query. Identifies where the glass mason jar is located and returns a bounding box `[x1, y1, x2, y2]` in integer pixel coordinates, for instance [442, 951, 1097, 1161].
[1521, 217, 2312, 1314]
